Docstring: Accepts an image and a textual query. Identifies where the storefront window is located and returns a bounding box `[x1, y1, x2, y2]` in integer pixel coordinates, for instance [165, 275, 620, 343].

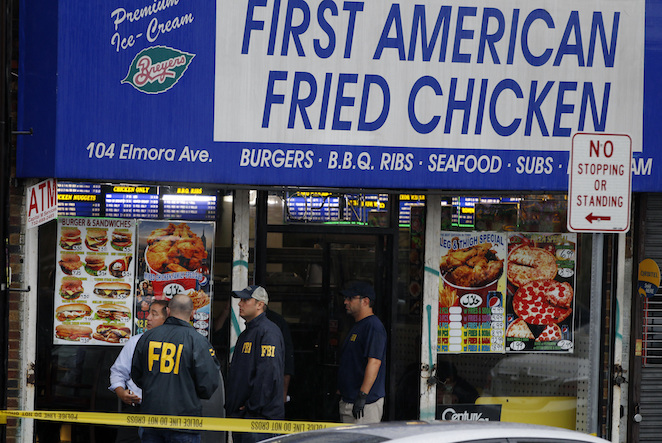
[434, 194, 593, 431]
[34, 182, 230, 442]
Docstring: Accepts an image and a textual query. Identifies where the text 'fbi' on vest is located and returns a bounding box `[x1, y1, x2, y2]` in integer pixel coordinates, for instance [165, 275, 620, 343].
[148, 341, 184, 374]
[241, 341, 277, 358]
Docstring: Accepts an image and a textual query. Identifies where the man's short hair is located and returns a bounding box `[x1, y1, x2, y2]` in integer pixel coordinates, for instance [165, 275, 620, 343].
[169, 294, 193, 317]
[151, 299, 169, 317]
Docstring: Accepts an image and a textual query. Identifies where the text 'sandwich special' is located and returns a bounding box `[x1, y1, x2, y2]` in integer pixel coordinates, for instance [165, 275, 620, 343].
[95, 303, 131, 321]
[59, 276, 84, 300]
[111, 229, 133, 251]
[94, 282, 131, 299]
[84, 255, 107, 276]
[56, 325, 93, 342]
[85, 228, 108, 251]
[60, 227, 82, 250]
[59, 253, 84, 275]
[55, 303, 92, 322]
[93, 324, 131, 343]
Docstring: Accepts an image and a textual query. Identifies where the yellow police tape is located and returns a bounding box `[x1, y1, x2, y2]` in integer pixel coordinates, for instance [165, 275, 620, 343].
[0, 410, 346, 434]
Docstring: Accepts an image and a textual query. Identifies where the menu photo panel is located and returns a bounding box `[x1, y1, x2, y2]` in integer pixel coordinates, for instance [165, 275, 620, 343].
[438, 232, 507, 353]
[135, 220, 214, 337]
[54, 217, 136, 345]
[505, 233, 577, 353]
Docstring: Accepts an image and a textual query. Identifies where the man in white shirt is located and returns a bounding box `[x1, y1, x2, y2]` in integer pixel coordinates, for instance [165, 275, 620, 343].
[108, 300, 169, 443]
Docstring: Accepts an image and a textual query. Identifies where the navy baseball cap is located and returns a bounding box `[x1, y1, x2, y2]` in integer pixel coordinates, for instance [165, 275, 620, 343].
[232, 285, 269, 304]
[340, 281, 375, 301]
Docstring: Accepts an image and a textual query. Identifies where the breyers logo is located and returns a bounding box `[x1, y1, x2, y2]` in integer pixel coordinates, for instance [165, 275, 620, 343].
[123, 46, 194, 94]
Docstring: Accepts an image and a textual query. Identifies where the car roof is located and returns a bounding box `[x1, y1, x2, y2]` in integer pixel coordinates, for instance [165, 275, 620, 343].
[265, 421, 609, 443]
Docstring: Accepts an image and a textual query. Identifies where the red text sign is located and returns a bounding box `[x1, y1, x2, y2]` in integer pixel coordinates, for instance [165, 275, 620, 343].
[568, 133, 632, 232]
[27, 178, 58, 229]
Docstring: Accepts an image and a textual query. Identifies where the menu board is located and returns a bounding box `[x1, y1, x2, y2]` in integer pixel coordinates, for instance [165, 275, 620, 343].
[505, 233, 577, 353]
[344, 194, 387, 223]
[286, 192, 340, 222]
[56, 182, 218, 221]
[284, 192, 424, 225]
[57, 182, 102, 217]
[162, 187, 217, 221]
[399, 195, 425, 225]
[135, 220, 214, 337]
[104, 185, 159, 219]
[438, 232, 507, 353]
[54, 217, 136, 345]
[452, 197, 480, 227]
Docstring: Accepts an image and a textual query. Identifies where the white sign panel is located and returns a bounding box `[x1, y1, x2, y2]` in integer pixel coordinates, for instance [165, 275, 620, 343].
[215, 0, 644, 152]
[26, 178, 58, 229]
[568, 133, 631, 232]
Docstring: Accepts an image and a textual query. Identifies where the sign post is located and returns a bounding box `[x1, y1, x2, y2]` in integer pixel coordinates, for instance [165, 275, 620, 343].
[568, 133, 632, 233]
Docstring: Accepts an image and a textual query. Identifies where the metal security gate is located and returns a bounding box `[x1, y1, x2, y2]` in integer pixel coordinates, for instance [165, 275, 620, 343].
[634, 194, 662, 441]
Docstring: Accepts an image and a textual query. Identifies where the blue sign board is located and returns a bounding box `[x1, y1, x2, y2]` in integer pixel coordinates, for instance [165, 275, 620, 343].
[17, 0, 662, 192]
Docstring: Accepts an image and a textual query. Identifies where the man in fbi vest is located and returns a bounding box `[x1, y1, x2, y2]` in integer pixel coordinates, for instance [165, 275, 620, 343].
[225, 285, 284, 443]
[132, 294, 221, 443]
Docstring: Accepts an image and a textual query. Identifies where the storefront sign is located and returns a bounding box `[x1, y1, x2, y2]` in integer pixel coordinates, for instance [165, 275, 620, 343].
[26, 178, 57, 229]
[638, 258, 660, 298]
[568, 133, 632, 232]
[17, 0, 662, 192]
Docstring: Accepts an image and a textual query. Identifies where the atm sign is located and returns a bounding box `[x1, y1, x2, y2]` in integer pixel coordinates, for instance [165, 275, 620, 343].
[26, 178, 58, 229]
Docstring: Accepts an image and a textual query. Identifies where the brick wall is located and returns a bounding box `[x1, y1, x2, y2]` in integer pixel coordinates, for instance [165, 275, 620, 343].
[6, 183, 24, 443]
[6, 0, 23, 440]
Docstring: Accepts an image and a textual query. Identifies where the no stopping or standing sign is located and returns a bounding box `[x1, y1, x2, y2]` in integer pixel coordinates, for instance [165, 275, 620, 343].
[568, 133, 632, 233]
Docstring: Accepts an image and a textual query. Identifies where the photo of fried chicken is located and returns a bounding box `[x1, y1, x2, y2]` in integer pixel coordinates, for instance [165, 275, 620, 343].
[440, 242, 503, 288]
[145, 223, 208, 273]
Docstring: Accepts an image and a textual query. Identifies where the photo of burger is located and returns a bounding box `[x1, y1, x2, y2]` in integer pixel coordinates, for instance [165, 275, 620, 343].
[93, 324, 131, 343]
[111, 229, 133, 251]
[56, 325, 93, 342]
[95, 303, 131, 321]
[60, 227, 82, 250]
[94, 282, 131, 299]
[55, 303, 92, 321]
[59, 276, 84, 300]
[109, 256, 132, 278]
[58, 253, 84, 275]
[85, 227, 108, 251]
[84, 255, 107, 276]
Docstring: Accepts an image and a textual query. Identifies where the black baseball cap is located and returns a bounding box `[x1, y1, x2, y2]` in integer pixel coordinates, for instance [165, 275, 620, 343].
[340, 281, 375, 301]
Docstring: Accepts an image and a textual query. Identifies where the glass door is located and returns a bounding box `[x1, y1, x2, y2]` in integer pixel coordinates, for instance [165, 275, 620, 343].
[264, 233, 386, 421]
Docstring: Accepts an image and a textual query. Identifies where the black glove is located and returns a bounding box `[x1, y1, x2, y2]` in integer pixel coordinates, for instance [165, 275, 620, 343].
[352, 391, 368, 419]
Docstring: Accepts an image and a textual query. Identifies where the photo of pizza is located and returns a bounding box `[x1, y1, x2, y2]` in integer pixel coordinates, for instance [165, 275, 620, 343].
[536, 324, 563, 342]
[512, 279, 573, 325]
[506, 318, 534, 339]
[507, 245, 558, 287]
